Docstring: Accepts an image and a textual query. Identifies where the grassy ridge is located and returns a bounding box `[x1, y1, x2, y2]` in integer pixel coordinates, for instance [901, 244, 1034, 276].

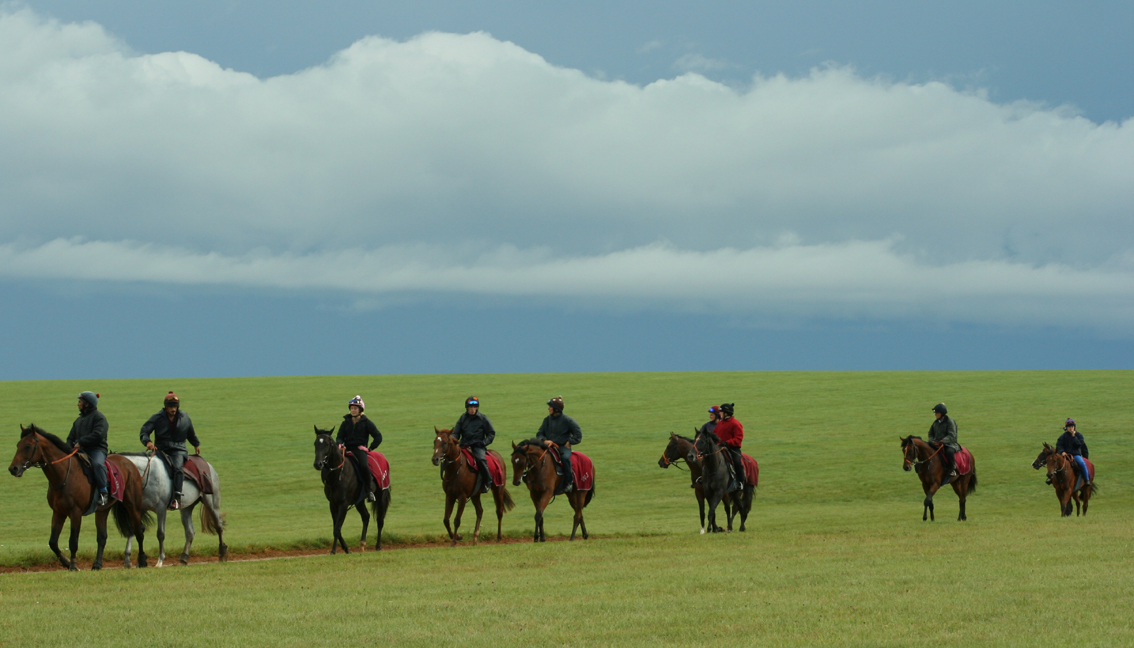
[1, 371, 1131, 562]
[1, 371, 1132, 646]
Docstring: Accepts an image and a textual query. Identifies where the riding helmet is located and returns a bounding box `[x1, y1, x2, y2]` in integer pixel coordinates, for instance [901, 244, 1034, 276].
[719, 403, 734, 416]
[348, 395, 365, 412]
[932, 403, 947, 415]
[547, 396, 565, 412]
[465, 396, 480, 408]
[164, 391, 180, 406]
[78, 391, 99, 408]
[1064, 418, 1076, 429]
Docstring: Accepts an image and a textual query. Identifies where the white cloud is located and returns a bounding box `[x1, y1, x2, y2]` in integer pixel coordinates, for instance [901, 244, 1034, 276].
[1, 9, 1133, 331]
[2, 238, 1131, 332]
[672, 52, 729, 73]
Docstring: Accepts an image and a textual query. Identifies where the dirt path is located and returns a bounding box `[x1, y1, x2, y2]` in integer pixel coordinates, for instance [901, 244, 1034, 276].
[0, 534, 588, 574]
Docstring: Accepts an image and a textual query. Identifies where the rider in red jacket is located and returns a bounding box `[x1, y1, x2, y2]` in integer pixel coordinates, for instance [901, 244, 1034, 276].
[714, 403, 745, 492]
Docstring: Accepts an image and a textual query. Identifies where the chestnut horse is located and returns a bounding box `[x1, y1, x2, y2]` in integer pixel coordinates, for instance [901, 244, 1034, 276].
[510, 439, 594, 542]
[658, 432, 731, 534]
[688, 430, 753, 533]
[1032, 443, 1097, 517]
[313, 427, 390, 553]
[431, 427, 516, 546]
[8, 424, 151, 570]
[900, 435, 977, 521]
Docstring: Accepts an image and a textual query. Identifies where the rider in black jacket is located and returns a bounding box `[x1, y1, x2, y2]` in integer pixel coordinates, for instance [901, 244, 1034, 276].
[451, 396, 496, 493]
[140, 392, 201, 510]
[336, 396, 382, 502]
[68, 391, 109, 506]
[1054, 418, 1090, 486]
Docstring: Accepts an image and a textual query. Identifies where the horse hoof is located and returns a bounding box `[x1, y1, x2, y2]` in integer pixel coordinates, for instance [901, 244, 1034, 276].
[92, 563, 102, 571]
[700, 529, 706, 535]
[180, 556, 189, 565]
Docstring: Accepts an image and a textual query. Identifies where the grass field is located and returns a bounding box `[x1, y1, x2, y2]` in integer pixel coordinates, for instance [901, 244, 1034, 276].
[1, 371, 1131, 646]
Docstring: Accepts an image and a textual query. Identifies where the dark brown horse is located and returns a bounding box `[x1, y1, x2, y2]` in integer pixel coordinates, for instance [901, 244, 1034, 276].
[1032, 443, 1097, 517]
[900, 435, 977, 521]
[688, 430, 753, 533]
[313, 426, 390, 553]
[431, 427, 516, 546]
[8, 424, 151, 570]
[510, 439, 594, 542]
[658, 432, 731, 534]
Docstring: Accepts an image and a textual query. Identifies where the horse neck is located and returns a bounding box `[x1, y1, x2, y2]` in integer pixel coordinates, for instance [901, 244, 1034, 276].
[441, 443, 469, 481]
[700, 440, 728, 480]
[527, 448, 555, 492]
[34, 434, 74, 487]
[323, 443, 354, 488]
[1050, 455, 1074, 489]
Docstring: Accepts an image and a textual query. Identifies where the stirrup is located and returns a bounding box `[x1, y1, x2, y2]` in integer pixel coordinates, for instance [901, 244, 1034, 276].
[169, 493, 182, 510]
[366, 491, 377, 502]
[97, 491, 108, 506]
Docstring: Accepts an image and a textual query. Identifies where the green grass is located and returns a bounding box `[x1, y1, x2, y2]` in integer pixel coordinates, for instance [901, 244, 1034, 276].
[1, 371, 1131, 646]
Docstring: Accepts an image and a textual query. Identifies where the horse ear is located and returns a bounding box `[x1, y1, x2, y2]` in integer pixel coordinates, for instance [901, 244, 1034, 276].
[669, 432, 676, 439]
[511, 441, 517, 450]
[314, 425, 320, 435]
[20, 424, 26, 432]
[434, 426, 440, 433]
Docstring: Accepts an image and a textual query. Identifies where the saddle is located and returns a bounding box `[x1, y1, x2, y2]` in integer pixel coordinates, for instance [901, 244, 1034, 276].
[953, 447, 973, 476]
[76, 452, 126, 516]
[182, 455, 215, 495]
[460, 448, 505, 488]
[739, 453, 759, 487]
[347, 446, 391, 490]
[561, 452, 594, 492]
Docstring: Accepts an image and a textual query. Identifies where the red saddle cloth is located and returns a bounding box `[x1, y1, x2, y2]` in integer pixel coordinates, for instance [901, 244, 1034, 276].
[355, 447, 391, 490]
[570, 452, 594, 492]
[1084, 459, 1095, 481]
[955, 447, 973, 475]
[460, 448, 505, 487]
[106, 461, 126, 502]
[181, 455, 214, 494]
[740, 453, 759, 487]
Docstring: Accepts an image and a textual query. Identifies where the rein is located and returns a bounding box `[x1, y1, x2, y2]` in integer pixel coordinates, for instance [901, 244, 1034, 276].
[660, 448, 689, 470]
[904, 441, 943, 469]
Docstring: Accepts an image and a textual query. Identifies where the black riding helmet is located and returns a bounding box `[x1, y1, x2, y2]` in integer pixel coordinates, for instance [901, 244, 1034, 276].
[465, 396, 480, 408]
[719, 403, 735, 416]
[932, 403, 947, 415]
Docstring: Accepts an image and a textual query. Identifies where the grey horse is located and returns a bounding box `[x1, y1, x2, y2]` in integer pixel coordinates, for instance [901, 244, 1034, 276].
[120, 452, 228, 567]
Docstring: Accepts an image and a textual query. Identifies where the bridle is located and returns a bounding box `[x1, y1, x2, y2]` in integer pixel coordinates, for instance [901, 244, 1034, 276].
[513, 443, 551, 482]
[315, 436, 346, 472]
[902, 438, 942, 470]
[18, 432, 77, 489]
[691, 433, 726, 462]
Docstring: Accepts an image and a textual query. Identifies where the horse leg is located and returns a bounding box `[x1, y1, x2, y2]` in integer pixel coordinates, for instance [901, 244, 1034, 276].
[707, 494, 721, 533]
[442, 492, 456, 541]
[738, 487, 752, 532]
[374, 490, 388, 551]
[471, 495, 485, 546]
[67, 512, 82, 571]
[452, 496, 468, 546]
[922, 481, 939, 521]
[724, 492, 734, 532]
[952, 481, 966, 521]
[536, 492, 552, 542]
[569, 493, 583, 540]
[493, 487, 504, 541]
[48, 511, 71, 570]
[328, 502, 343, 554]
[152, 508, 166, 568]
[180, 504, 196, 565]
[696, 489, 707, 534]
[1081, 487, 1090, 516]
[357, 502, 371, 551]
[91, 509, 110, 571]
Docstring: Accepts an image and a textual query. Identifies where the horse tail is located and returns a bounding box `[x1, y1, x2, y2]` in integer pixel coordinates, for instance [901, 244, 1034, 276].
[968, 469, 978, 493]
[1087, 481, 1099, 496]
[111, 501, 153, 537]
[369, 488, 391, 519]
[500, 485, 516, 512]
[199, 497, 226, 535]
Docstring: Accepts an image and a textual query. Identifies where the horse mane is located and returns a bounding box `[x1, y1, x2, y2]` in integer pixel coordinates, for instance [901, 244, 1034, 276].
[315, 427, 335, 436]
[672, 433, 694, 443]
[24, 424, 71, 454]
[516, 438, 549, 451]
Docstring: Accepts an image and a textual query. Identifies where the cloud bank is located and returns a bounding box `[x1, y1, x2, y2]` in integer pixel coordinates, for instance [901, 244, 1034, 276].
[1, 9, 1132, 331]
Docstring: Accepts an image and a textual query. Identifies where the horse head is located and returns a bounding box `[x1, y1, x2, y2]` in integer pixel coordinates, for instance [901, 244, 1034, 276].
[900, 435, 919, 471]
[313, 425, 339, 471]
[10, 424, 46, 477]
[1032, 443, 1054, 470]
[659, 432, 682, 469]
[433, 428, 456, 466]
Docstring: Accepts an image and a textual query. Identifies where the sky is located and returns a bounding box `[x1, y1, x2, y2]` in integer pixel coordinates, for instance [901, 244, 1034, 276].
[1, 2, 1132, 379]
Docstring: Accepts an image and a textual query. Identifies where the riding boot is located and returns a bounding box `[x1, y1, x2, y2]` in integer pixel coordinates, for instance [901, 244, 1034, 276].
[97, 489, 108, 506]
[478, 465, 492, 494]
[169, 492, 182, 510]
[366, 477, 377, 502]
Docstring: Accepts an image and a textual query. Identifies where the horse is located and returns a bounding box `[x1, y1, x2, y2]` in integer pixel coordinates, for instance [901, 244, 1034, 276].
[1032, 443, 1097, 517]
[8, 424, 152, 570]
[658, 432, 731, 534]
[431, 428, 516, 546]
[510, 439, 594, 542]
[119, 451, 228, 567]
[900, 435, 977, 521]
[313, 426, 390, 553]
[687, 430, 753, 533]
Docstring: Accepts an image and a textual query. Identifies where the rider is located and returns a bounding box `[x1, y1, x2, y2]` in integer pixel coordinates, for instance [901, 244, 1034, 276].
[928, 403, 959, 478]
[1054, 418, 1090, 486]
[699, 405, 720, 436]
[692, 406, 721, 488]
[336, 395, 382, 502]
[67, 391, 109, 506]
[450, 396, 496, 494]
[537, 396, 582, 495]
[714, 403, 745, 492]
[140, 392, 201, 510]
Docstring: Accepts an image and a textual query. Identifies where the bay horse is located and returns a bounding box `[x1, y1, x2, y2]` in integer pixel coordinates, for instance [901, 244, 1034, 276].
[510, 439, 594, 542]
[313, 426, 390, 553]
[687, 430, 753, 533]
[8, 424, 152, 570]
[1032, 443, 1097, 517]
[900, 435, 977, 521]
[119, 451, 228, 567]
[431, 428, 516, 546]
[658, 432, 730, 534]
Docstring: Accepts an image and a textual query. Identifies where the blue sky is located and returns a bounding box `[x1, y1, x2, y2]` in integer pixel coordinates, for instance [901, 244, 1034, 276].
[1, 2, 1132, 378]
